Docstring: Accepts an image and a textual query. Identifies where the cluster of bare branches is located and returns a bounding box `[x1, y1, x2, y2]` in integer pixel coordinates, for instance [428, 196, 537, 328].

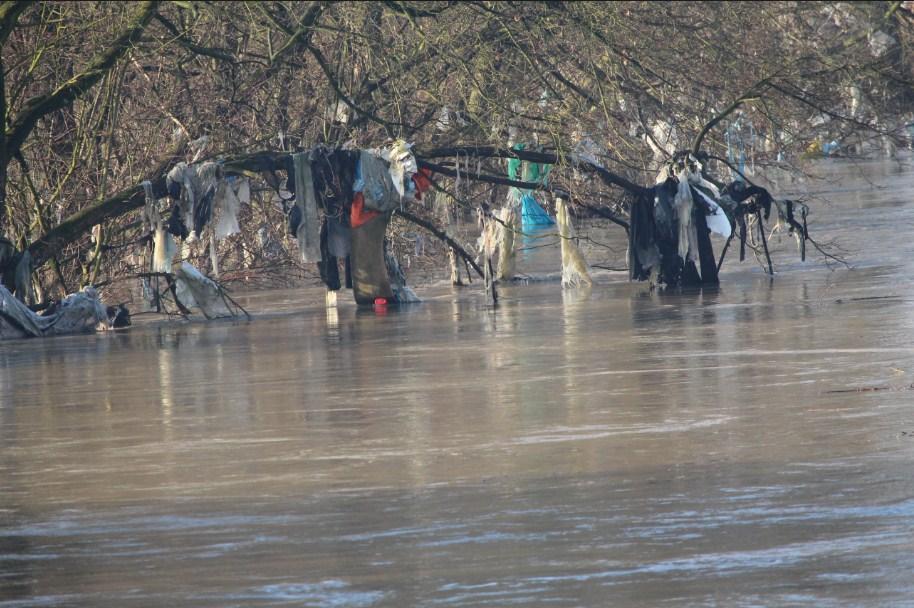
[1, 1, 911, 305]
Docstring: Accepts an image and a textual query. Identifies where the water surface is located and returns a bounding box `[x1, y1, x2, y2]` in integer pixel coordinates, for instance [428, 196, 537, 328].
[2, 158, 914, 606]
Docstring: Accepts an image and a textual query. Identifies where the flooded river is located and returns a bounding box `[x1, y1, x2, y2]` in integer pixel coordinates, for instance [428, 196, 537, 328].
[3, 159, 914, 606]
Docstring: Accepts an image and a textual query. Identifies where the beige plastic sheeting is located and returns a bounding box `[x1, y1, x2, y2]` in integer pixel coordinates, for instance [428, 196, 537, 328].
[494, 205, 519, 282]
[142, 180, 177, 273]
[556, 197, 592, 288]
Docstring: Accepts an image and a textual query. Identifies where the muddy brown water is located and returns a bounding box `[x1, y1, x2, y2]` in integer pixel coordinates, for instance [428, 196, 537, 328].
[2, 159, 914, 606]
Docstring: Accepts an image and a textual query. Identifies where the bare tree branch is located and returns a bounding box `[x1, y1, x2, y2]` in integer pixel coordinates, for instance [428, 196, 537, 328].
[0, 0, 31, 46]
[4, 1, 160, 158]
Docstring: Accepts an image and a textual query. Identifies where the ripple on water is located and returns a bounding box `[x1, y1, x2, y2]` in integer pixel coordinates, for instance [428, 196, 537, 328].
[222, 580, 388, 606]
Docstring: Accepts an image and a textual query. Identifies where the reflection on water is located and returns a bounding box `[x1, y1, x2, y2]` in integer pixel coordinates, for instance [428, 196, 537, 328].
[3, 159, 914, 606]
